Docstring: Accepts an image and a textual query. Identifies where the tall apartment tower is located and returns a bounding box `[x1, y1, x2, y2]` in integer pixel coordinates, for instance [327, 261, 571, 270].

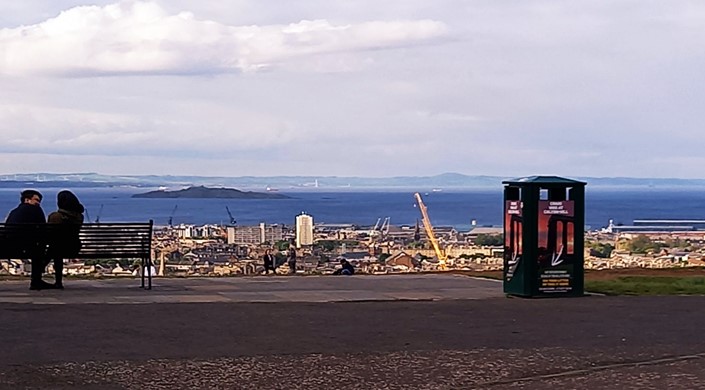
[295, 212, 314, 248]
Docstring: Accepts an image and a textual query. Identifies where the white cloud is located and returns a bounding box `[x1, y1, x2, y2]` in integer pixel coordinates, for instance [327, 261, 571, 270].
[1, 1, 705, 178]
[0, 100, 300, 156]
[0, 1, 447, 76]
[414, 110, 483, 122]
[0, 104, 142, 148]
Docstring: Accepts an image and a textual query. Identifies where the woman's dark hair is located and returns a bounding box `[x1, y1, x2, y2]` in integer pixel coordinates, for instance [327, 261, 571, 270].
[57, 190, 84, 213]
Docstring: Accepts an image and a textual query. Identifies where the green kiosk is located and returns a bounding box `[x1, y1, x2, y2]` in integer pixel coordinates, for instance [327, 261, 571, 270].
[502, 176, 586, 297]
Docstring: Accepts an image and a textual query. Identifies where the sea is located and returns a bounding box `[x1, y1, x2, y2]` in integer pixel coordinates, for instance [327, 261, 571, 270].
[2, 187, 705, 231]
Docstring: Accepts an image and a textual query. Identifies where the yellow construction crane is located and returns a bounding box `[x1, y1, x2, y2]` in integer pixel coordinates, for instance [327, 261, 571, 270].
[152, 235, 179, 277]
[414, 192, 447, 269]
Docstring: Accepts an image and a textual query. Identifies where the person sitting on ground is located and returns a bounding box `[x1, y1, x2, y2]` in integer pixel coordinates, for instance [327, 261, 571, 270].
[47, 190, 85, 289]
[333, 258, 355, 275]
[5, 189, 52, 290]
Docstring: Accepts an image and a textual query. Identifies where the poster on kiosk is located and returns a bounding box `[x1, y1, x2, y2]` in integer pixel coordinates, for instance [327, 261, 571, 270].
[504, 200, 522, 283]
[537, 200, 575, 294]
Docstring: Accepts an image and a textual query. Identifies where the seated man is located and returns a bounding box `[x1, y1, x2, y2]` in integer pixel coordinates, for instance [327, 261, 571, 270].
[332, 258, 355, 276]
[5, 189, 53, 290]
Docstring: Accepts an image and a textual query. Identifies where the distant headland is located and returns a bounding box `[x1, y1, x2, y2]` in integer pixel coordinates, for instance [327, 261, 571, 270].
[3, 172, 705, 190]
[131, 186, 290, 199]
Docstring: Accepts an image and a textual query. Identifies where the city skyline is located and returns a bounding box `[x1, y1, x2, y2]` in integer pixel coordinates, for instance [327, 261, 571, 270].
[2, 1, 704, 179]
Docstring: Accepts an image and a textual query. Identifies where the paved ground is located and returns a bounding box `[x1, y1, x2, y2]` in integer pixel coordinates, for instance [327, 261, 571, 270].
[1, 275, 704, 389]
[0, 274, 504, 304]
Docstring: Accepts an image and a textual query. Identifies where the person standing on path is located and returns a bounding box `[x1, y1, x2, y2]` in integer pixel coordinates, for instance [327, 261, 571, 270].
[262, 249, 275, 275]
[5, 189, 52, 290]
[287, 245, 297, 274]
[46, 190, 85, 289]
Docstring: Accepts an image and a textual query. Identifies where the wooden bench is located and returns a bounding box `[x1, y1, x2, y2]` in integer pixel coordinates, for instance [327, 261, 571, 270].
[0, 221, 155, 289]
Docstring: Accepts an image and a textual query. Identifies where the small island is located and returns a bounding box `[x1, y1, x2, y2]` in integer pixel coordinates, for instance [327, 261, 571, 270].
[131, 186, 290, 199]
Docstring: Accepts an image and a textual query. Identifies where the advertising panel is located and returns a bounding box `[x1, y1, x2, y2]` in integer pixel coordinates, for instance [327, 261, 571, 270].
[504, 200, 522, 281]
[537, 200, 575, 293]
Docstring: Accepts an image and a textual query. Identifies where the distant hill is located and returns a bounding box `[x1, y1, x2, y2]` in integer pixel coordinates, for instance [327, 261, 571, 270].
[4, 172, 705, 190]
[131, 186, 290, 199]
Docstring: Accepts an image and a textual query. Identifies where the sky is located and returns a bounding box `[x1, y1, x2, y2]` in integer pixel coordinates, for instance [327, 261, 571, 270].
[1, 0, 704, 179]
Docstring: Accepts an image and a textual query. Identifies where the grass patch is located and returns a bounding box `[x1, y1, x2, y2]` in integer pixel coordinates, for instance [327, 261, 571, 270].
[586, 276, 705, 296]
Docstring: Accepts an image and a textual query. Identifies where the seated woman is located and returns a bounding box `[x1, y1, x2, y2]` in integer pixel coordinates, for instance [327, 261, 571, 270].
[47, 190, 85, 289]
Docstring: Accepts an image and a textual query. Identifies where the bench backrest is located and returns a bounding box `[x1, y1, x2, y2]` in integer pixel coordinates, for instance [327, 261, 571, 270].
[0, 221, 153, 259]
[77, 222, 153, 258]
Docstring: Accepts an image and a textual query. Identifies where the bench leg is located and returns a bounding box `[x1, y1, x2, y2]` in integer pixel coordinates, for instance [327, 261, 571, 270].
[147, 257, 152, 290]
[140, 258, 145, 288]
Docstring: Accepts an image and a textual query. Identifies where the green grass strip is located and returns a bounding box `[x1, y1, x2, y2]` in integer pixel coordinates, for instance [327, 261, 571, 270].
[586, 276, 705, 296]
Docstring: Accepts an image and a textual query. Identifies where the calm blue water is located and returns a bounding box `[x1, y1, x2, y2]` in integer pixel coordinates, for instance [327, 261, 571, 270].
[2, 187, 705, 230]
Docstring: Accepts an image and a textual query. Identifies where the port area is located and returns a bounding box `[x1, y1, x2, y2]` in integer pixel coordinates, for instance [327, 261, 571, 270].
[1, 276, 704, 389]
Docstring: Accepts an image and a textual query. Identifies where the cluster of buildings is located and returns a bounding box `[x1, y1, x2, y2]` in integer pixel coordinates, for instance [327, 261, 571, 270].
[4, 213, 704, 278]
[586, 223, 705, 270]
[149, 211, 505, 276]
[602, 219, 705, 234]
[0, 212, 506, 278]
[585, 253, 705, 270]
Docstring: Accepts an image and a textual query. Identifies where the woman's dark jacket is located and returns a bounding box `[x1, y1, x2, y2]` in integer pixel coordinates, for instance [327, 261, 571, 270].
[47, 209, 84, 257]
[47, 191, 85, 258]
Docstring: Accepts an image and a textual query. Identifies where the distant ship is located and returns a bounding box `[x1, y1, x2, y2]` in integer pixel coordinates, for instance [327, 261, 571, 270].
[266, 186, 279, 192]
[432, 188, 443, 192]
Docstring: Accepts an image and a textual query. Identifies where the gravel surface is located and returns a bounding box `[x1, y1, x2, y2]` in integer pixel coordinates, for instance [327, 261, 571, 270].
[2, 349, 705, 389]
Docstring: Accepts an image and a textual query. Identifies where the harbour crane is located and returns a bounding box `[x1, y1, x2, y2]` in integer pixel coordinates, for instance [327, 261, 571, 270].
[365, 217, 381, 245]
[225, 206, 237, 225]
[380, 216, 391, 239]
[94, 204, 103, 223]
[414, 192, 448, 269]
[414, 219, 421, 242]
[168, 205, 178, 227]
[375, 216, 392, 253]
[370, 218, 381, 238]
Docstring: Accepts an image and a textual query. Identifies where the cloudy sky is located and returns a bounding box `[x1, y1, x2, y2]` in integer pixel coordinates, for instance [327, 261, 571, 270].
[1, 1, 704, 178]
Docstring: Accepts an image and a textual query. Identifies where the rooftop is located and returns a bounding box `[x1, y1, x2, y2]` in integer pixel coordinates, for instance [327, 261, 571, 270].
[503, 175, 587, 186]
